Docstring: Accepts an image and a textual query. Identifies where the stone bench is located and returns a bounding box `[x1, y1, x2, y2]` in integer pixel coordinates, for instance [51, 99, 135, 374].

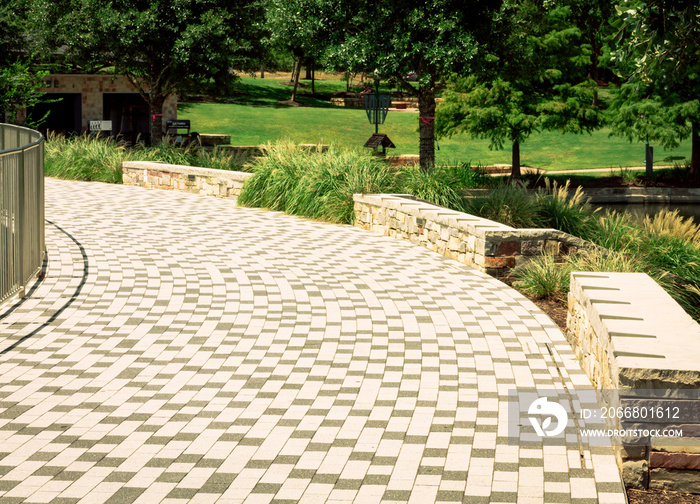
[122, 161, 252, 202]
[567, 272, 700, 492]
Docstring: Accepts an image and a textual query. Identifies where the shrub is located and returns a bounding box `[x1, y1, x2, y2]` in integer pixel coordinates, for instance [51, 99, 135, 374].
[396, 166, 467, 211]
[640, 209, 700, 246]
[45, 134, 127, 183]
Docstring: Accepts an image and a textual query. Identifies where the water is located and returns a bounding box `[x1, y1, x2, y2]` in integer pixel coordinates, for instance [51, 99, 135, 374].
[595, 203, 700, 224]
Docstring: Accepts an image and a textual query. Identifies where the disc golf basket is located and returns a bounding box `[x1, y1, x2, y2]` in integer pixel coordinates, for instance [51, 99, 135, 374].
[363, 78, 395, 155]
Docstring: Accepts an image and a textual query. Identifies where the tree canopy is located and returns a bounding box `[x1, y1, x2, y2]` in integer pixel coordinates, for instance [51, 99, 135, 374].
[31, 0, 263, 143]
[323, 0, 501, 169]
[436, 0, 603, 178]
[0, 0, 47, 124]
[608, 0, 700, 180]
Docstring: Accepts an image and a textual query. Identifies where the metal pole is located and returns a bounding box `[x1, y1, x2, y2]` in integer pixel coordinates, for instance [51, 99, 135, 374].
[374, 78, 380, 135]
[17, 147, 25, 298]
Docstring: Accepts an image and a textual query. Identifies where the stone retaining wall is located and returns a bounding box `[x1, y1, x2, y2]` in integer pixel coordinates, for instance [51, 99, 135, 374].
[122, 161, 252, 202]
[353, 194, 595, 276]
[583, 187, 700, 204]
[567, 272, 700, 492]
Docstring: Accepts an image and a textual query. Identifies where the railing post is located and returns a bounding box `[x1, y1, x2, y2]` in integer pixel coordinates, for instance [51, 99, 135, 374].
[17, 147, 25, 298]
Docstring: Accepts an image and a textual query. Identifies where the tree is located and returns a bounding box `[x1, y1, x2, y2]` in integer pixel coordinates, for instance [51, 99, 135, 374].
[608, 0, 700, 181]
[0, 61, 47, 124]
[323, 0, 501, 170]
[265, 0, 337, 104]
[31, 0, 263, 143]
[564, 0, 617, 105]
[436, 0, 603, 178]
[0, 1, 47, 124]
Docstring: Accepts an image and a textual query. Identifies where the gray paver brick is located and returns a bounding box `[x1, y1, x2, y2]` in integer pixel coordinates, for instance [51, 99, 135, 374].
[0, 180, 625, 503]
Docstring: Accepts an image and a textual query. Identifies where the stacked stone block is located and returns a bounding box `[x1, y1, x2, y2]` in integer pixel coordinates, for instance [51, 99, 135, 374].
[353, 193, 593, 277]
[122, 161, 252, 202]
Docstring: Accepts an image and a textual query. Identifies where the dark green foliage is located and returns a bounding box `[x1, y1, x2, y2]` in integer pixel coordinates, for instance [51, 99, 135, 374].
[534, 181, 598, 238]
[238, 143, 490, 223]
[396, 164, 489, 212]
[322, 0, 502, 169]
[436, 0, 604, 178]
[238, 143, 397, 223]
[609, 0, 700, 180]
[0, 1, 47, 123]
[0, 61, 47, 124]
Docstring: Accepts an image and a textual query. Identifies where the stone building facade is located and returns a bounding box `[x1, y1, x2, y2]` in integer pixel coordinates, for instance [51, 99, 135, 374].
[21, 74, 177, 141]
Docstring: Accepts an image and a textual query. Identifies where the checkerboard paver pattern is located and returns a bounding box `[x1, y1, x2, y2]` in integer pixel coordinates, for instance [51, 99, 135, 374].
[0, 179, 625, 503]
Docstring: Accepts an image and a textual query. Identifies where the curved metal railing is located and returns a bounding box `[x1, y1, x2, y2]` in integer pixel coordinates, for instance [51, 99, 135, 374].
[0, 123, 45, 305]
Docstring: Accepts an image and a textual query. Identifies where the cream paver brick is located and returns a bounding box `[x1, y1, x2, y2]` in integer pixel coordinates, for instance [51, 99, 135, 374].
[0, 179, 626, 503]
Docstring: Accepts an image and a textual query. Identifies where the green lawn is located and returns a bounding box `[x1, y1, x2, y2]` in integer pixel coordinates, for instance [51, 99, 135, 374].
[178, 76, 691, 171]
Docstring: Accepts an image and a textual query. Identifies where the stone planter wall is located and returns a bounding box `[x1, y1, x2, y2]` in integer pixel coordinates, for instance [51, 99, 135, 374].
[353, 194, 595, 277]
[567, 272, 700, 492]
[122, 161, 252, 202]
[583, 187, 700, 204]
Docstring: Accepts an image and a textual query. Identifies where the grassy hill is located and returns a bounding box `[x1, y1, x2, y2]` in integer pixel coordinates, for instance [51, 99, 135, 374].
[178, 74, 691, 171]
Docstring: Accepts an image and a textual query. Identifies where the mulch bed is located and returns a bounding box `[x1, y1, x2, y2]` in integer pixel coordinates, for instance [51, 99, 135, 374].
[627, 489, 700, 504]
[528, 294, 568, 330]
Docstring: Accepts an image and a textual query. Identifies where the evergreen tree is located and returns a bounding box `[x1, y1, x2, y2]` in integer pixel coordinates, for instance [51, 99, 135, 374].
[436, 0, 603, 179]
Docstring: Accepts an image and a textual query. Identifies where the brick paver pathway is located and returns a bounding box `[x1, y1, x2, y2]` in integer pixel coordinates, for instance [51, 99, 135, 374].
[0, 179, 625, 504]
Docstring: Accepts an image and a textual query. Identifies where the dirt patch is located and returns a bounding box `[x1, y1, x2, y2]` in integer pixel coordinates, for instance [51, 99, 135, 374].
[628, 489, 700, 504]
[276, 99, 303, 106]
[529, 294, 568, 330]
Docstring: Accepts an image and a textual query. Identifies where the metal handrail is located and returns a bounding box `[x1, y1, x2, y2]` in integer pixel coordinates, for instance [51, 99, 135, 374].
[0, 123, 45, 305]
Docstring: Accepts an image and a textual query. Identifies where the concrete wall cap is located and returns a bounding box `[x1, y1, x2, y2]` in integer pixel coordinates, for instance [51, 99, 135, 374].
[570, 272, 700, 374]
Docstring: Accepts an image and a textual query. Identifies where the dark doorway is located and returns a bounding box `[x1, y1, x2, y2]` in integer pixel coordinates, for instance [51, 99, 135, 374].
[103, 93, 149, 144]
[27, 93, 82, 135]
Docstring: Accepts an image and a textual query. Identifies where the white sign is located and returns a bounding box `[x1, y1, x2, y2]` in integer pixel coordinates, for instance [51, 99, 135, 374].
[89, 120, 113, 132]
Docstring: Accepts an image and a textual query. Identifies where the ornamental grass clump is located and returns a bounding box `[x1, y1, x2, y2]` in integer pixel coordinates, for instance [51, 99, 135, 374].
[463, 181, 543, 228]
[238, 142, 395, 223]
[44, 133, 127, 183]
[512, 254, 572, 299]
[535, 179, 598, 239]
[396, 165, 469, 212]
[44, 133, 245, 183]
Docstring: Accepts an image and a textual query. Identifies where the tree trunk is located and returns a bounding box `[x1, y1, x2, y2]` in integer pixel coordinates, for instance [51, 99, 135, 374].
[692, 122, 700, 183]
[290, 58, 303, 103]
[311, 60, 315, 95]
[304, 59, 312, 80]
[149, 96, 165, 145]
[260, 65, 265, 79]
[590, 38, 600, 108]
[290, 59, 298, 84]
[511, 140, 521, 180]
[418, 89, 436, 170]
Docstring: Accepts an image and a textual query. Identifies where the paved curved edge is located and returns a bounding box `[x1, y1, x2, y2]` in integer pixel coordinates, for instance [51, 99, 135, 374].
[0, 179, 624, 504]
